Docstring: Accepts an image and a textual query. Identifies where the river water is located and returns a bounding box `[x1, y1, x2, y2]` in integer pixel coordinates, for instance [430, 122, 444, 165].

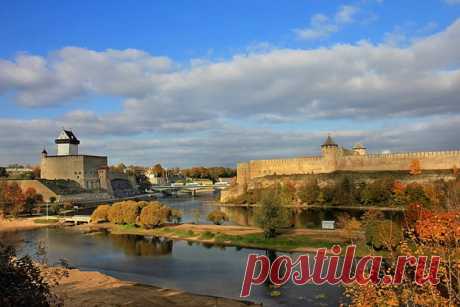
[5, 194, 347, 307]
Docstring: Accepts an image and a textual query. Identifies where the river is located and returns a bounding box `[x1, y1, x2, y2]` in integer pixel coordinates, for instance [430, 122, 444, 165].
[3, 194, 348, 306]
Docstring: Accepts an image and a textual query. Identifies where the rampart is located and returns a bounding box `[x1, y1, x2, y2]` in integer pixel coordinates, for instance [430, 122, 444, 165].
[237, 149, 460, 185]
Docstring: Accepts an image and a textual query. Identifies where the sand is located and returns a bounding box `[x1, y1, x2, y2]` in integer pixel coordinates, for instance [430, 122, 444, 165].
[49, 267, 260, 307]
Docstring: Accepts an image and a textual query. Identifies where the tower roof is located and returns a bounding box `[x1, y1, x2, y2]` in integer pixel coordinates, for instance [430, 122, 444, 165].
[55, 129, 80, 145]
[321, 135, 338, 147]
[352, 143, 366, 149]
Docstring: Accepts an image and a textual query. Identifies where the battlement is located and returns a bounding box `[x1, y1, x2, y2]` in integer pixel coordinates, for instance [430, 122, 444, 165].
[236, 136, 460, 185]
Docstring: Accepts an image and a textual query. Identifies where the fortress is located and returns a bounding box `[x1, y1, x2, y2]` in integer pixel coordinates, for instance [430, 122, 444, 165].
[236, 136, 460, 186]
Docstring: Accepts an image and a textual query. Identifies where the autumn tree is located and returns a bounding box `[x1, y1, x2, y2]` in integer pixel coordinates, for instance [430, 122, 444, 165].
[207, 209, 228, 225]
[409, 159, 422, 175]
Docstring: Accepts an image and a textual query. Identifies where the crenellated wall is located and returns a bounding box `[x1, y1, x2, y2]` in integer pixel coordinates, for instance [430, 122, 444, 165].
[237, 150, 460, 185]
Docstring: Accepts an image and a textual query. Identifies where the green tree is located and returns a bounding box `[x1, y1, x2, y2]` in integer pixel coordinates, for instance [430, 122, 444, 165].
[0, 167, 7, 177]
[297, 179, 320, 205]
[255, 187, 291, 238]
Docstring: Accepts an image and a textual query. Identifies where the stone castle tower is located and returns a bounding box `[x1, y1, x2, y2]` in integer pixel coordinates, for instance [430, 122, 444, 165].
[55, 130, 80, 156]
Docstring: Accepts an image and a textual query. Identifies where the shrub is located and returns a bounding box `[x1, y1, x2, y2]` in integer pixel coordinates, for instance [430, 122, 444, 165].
[90, 204, 111, 223]
[120, 201, 145, 224]
[139, 203, 171, 228]
[207, 209, 228, 225]
[365, 220, 403, 250]
[0, 244, 54, 306]
[107, 203, 124, 224]
[170, 208, 183, 224]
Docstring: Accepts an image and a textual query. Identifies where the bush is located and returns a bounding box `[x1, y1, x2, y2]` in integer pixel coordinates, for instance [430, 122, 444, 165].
[90, 204, 111, 223]
[365, 220, 403, 250]
[107, 201, 149, 225]
[207, 209, 228, 225]
[0, 244, 54, 306]
[170, 208, 183, 224]
[107, 203, 124, 224]
[139, 203, 171, 228]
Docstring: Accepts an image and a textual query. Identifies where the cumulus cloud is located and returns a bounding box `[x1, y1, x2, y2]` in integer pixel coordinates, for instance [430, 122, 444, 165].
[1, 20, 460, 166]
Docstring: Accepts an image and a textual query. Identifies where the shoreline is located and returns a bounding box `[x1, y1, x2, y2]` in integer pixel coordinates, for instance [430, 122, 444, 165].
[46, 266, 261, 307]
[77, 222, 374, 255]
[0, 217, 58, 233]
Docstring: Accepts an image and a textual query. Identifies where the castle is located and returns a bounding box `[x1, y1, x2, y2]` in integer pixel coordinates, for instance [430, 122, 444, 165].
[236, 135, 460, 186]
[41, 130, 109, 190]
[40, 130, 136, 197]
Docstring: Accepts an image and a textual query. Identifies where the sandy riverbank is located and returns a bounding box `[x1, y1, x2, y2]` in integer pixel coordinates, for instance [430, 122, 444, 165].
[0, 217, 58, 233]
[47, 267, 260, 307]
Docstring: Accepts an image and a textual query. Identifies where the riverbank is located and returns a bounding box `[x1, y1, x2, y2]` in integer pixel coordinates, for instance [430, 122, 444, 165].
[76, 222, 375, 255]
[46, 266, 260, 307]
[0, 216, 59, 233]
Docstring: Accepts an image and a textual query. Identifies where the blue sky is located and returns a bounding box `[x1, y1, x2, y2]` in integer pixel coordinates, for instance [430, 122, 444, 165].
[1, 0, 460, 166]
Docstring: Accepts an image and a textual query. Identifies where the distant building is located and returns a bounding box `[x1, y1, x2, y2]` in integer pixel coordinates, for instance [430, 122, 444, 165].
[145, 170, 166, 185]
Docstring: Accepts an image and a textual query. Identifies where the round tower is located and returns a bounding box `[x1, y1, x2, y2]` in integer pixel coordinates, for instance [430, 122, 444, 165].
[352, 143, 368, 156]
[321, 135, 339, 172]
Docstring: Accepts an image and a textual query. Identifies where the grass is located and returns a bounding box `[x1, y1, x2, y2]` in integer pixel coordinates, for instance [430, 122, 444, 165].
[33, 218, 59, 224]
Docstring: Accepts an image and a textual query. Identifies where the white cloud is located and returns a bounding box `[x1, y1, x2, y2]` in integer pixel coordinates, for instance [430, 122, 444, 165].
[294, 5, 359, 40]
[444, 0, 460, 4]
[1, 20, 460, 165]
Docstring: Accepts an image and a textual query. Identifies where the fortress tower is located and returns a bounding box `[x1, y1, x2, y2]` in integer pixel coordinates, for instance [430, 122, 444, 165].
[55, 130, 80, 156]
[321, 135, 339, 172]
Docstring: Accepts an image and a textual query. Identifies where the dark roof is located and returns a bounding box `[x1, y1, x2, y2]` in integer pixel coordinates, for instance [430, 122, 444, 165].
[41, 148, 48, 154]
[321, 135, 338, 147]
[55, 130, 80, 145]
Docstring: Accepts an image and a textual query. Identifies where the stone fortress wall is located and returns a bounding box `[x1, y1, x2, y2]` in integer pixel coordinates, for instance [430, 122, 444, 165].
[236, 136, 460, 186]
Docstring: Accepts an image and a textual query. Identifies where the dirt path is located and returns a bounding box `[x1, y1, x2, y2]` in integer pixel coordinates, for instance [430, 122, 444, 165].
[50, 268, 260, 307]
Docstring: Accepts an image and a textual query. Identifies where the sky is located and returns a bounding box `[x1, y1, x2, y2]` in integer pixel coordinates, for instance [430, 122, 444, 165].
[1, 0, 460, 167]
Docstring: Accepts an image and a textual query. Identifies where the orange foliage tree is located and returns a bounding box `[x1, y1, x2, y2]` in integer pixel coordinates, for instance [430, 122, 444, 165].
[409, 159, 422, 175]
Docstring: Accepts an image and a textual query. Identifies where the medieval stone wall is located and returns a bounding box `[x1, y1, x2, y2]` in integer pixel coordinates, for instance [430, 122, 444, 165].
[237, 150, 460, 184]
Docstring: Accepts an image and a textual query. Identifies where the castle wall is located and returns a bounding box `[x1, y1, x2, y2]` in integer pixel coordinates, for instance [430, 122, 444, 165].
[338, 151, 460, 172]
[237, 150, 460, 184]
[41, 155, 107, 189]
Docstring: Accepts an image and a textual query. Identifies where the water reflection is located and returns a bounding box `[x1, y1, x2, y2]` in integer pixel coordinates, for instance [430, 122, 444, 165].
[110, 235, 173, 256]
[11, 228, 344, 307]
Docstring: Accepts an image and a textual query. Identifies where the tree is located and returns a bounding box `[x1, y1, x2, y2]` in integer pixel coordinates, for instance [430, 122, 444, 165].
[207, 209, 228, 225]
[297, 179, 320, 205]
[24, 188, 43, 215]
[2, 183, 26, 217]
[170, 208, 183, 224]
[139, 202, 171, 228]
[0, 167, 7, 178]
[192, 208, 201, 224]
[151, 164, 165, 177]
[365, 220, 403, 250]
[0, 244, 54, 306]
[409, 159, 422, 175]
[255, 187, 290, 238]
[90, 204, 111, 223]
[342, 218, 362, 244]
